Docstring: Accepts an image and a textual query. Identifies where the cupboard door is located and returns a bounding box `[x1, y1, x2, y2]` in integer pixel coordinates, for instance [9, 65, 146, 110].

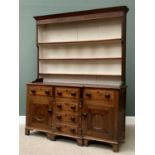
[28, 96, 52, 130]
[82, 103, 115, 140]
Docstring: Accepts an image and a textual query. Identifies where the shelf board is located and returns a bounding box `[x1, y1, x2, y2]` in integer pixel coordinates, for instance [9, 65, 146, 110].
[38, 38, 122, 46]
[39, 73, 121, 77]
[39, 58, 122, 61]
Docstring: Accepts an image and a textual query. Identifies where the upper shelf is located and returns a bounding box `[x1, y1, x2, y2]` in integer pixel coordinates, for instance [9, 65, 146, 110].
[39, 58, 122, 61]
[38, 38, 122, 46]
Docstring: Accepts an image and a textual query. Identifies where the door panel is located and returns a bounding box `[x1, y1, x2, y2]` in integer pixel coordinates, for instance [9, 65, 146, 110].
[29, 96, 52, 130]
[82, 103, 115, 139]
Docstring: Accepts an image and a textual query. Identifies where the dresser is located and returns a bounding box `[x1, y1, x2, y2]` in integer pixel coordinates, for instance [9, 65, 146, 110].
[25, 6, 128, 152]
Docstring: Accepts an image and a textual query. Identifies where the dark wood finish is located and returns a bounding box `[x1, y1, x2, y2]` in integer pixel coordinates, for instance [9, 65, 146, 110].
[26, 6, 128, 152]
[112, 144, 119, 152]
[55, 87, 80, 99]
[34, 6, 128, 25]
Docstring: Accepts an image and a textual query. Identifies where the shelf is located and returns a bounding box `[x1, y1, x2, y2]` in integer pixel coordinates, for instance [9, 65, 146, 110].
[39, 73, 121, 77]
[38, 38, 122, 46]
[39, 58, 122, 61]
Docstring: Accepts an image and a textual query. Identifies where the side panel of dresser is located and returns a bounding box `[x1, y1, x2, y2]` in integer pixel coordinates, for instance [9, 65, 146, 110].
[25, 85, 53, 135]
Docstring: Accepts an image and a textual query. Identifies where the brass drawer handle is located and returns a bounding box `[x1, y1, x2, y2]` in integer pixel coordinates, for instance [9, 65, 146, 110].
[31, 90, 36, 94]
[71, 92, 76, 97]
[70, 105, 76, 110]
[45, 91, 50, 95]
[70, 116, 75, 122]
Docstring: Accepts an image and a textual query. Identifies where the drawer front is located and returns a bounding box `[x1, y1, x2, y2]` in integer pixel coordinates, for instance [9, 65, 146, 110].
[84, 88, 115, 101]
[55, 112, 79, 125]
[55, 87, 80, 99]
[84, 100, 115, 108]
[30, 96, 52, 105]
[29, 86, 53, 96]
[55, 124, 78, 135]
[55, 101, 78, 112]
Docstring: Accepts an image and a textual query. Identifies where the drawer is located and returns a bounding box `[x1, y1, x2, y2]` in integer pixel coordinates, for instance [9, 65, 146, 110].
[55, 112, 79, 125]
[84, 100, 115, 108]
[30, 96, 52, 105]
[55, 124, 78, 135]
[55, 100, 79, 112]
[84, 88, 115, 101]
[55, 87, 80, 99]
[28, 86, 53, 96]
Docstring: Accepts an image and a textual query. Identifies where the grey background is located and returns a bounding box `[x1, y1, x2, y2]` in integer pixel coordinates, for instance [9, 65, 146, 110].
[19, 0, 135, 116]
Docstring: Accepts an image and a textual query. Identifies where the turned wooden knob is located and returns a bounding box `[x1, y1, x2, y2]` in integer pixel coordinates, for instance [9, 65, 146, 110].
[70, 128, 75, 133]
[57, 104, 62, 109]
[70, 105, 76, 110]
[45, 91, 50, 95]
[70, 116, 75, 122]
[57, 92, 62, 96]
[31, 90, 36, 94]
[83, 112, 88, 117]
[56, 126, 61, 130]
[105, 94, 110, 99]
[71, 92, 76, 97]
[57, 115, 62, 119]
[86, 93, 91, 97]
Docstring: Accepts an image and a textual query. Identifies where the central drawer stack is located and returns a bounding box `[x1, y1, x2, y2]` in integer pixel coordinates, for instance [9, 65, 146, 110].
[53, 86, 82, 144]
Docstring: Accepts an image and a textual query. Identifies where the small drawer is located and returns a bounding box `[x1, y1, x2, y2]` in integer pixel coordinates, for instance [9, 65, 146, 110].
[84, 88, 115, 101]
[55, 112, 79, 124]
[55, 87, 80, 99]
[29, 86, 53, 96]
[55, 101, 78, 112]
[30, 96, 51, 105]
[55, 124, 78, 135]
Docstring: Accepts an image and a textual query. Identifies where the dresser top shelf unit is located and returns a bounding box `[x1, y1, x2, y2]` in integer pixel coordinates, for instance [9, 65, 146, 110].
[34, 6, 128, 88]
[26, 6, 128, 152]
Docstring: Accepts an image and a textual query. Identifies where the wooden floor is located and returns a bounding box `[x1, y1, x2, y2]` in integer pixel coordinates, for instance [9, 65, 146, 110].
[19, 124, 135, 155]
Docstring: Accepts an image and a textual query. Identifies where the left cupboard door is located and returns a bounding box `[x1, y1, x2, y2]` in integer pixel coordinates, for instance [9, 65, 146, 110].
[26, 86, 53, 131]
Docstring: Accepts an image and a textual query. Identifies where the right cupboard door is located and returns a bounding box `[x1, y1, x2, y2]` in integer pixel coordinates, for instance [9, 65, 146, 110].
[82, 101, 115, 140]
